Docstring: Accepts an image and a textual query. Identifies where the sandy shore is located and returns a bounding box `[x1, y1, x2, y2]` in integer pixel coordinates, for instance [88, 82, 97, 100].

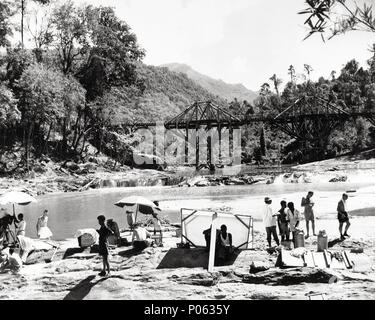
[1, 155, 375, 300]
[1, 216, 374, 300]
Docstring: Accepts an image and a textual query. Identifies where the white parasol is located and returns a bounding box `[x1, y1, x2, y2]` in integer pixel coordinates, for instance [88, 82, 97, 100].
[114, 195, 161, 227]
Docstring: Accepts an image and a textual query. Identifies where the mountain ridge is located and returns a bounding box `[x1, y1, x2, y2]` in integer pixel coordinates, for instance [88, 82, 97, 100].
[161, 63, 258, 103]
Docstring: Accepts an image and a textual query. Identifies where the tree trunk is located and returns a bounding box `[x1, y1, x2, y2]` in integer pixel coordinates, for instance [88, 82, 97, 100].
[42, 123, 53, 155]
[25, 122, 34, 171]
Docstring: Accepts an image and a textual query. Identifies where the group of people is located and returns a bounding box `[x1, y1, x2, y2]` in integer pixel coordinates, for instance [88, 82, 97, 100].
[0, 208, 53, 245]
[0, 209, 53, 273]
[263, 191, 352, 247]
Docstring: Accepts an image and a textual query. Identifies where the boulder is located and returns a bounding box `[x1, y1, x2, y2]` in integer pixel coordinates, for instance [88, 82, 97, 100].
[329, 175, 347, 183]
[65, 161, 80, 171]
[249, 261, 271, 274]
[81, 162, 98, 171]
[243, 267, 339, 285]
[34, 164, 47, 174]
[170, 272, 221, 287]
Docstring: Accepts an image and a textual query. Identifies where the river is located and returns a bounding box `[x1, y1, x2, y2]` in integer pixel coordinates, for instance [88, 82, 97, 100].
[3, 181, 375, 240]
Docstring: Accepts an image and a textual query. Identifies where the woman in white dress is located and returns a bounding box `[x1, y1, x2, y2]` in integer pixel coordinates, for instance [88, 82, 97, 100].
[36, 210, 53, 239]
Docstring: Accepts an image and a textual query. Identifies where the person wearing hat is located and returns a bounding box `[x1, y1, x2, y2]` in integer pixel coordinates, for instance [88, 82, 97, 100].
[263, 197, 280, 247]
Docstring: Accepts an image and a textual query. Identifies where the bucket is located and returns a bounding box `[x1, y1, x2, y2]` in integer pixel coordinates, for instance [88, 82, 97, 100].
[317, 230, 328, 252]
[294, 230, 305, 248]
[281, 240, 292, 249]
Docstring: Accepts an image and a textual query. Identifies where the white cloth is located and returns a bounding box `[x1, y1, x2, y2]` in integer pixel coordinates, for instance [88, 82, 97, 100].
[342, 199, 348, 212]
[263, 204, 277, 227]
[286, 208, 302, 232]
[291, 247, 307, 258]
[220, 233, 230, 246]
[8, 253, 23, 269]
[17, 235, 35, 252]
[38, 226, 53, 239]
[133, 227, 151, 241]
[17, 220, 26, 236]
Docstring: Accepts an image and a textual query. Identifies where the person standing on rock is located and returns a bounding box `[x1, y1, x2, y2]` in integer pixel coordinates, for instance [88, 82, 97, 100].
[301, 191, 316, 239]
[36, 210, 53, 239]
[263, 197, 280, 248]
[97, 215, 113, 277]
[337, 193, 351, 240]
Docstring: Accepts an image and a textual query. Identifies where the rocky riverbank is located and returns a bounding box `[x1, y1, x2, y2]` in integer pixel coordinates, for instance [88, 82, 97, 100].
[1, 218, 375, 300]
[2, 151, 375, 197]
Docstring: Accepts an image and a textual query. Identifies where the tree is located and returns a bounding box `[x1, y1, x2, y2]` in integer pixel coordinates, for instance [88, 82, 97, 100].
[17, 63, 66, 167]
[0, 0, 16, 47]
[270, 74, 282, 96]
[0, 83, 20, 128]
[19, 0, 51, 48]
[78, 5, 145, 100]
[50, 0, 92, 74]
[288, 65, 296, 83]
[299, 0, 375, 41]
[330, 70, 336, 81]
[260, 126, 267, 157]
[304, 64, 314, 81]
[26, 1, 54, 54]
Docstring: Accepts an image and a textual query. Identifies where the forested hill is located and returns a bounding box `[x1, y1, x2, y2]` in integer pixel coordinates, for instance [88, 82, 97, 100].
[103, 62, 228, 124]
[162, 63, 258, 103]
[131, 63, 227, 121]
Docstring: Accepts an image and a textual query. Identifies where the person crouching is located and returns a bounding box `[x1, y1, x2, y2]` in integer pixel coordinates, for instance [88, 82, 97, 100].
[132, 223, 153, 251]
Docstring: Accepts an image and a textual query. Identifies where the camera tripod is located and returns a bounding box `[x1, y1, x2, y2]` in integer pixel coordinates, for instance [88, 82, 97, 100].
[0, 223, 19, 249]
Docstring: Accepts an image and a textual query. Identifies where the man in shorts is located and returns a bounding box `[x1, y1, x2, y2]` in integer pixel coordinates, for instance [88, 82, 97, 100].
[337, 193, 351, 240]
[301, 191, 316, 239]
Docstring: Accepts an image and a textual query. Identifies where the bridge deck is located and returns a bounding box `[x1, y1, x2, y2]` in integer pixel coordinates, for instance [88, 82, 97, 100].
[116, 112, 375, 129]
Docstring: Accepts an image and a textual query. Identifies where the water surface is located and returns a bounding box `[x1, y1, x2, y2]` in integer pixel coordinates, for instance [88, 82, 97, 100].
[3, 182, 375, 240]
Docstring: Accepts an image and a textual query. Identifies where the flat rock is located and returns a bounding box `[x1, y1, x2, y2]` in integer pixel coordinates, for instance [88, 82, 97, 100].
[242, 267, 339, 285]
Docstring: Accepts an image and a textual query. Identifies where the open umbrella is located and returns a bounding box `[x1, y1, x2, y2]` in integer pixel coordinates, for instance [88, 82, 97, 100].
[0, 191, 37, 214]
[0, 191, 37, 244]
[114, 195, 161, 227]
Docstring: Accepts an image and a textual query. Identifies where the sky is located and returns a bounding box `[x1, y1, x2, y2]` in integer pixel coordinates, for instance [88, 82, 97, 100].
[59, 0, 375, 90]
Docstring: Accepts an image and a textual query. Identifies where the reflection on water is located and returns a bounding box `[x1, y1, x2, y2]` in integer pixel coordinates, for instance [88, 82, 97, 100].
[2, 182, 374, 240]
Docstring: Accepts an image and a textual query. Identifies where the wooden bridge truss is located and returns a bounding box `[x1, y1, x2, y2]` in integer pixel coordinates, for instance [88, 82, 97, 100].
[114, 98, 375, 166]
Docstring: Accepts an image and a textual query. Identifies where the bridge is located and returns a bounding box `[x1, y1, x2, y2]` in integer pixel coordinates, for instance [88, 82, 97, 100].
[107, 98, 375, 167]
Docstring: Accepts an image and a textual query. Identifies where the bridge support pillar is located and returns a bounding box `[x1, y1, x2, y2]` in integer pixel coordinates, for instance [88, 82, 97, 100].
[207, 134, 212, 167]
[195, 127, 199, 170]
[229, 126, 233, 160]
[153, 128, 156, 157]
[218, 125, 222, 164]
[185, 126, 189, 164]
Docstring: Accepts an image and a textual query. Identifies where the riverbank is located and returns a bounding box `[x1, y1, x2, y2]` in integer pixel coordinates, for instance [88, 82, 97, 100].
[2, 155, 375, 198]
[1, 217, 374, 300]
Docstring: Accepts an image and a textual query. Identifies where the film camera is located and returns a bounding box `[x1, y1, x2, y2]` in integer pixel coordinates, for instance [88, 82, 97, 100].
[0, 212, 18, 247]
